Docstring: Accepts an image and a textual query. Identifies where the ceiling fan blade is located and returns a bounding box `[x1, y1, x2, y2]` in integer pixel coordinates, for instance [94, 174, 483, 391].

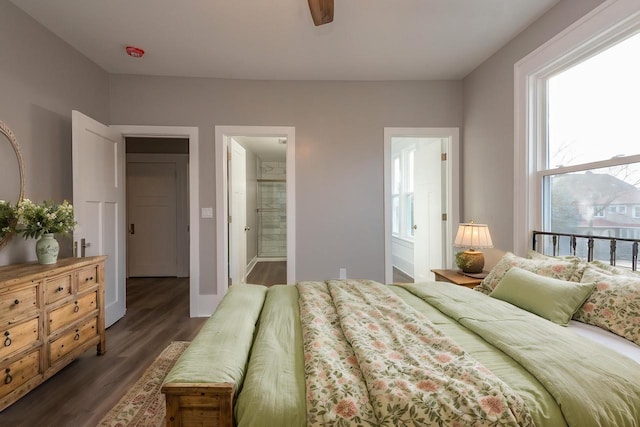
[308, 0, 334, 26]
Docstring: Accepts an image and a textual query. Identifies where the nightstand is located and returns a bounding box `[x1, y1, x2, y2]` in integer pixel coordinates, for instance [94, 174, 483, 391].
[431, 269, 486, 289]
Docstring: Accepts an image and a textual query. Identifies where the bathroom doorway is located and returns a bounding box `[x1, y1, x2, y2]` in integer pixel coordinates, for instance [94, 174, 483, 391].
[233, 136, 287, 286]
[215, 126, 296, 291]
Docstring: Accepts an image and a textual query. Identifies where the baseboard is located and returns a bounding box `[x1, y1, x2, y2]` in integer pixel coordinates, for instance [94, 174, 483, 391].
[256, 257, 287, 262]
[245, 256, 258, 281]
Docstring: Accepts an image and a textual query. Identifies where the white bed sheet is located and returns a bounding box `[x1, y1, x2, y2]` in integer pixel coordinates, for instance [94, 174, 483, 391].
[569, 320, 640, 364]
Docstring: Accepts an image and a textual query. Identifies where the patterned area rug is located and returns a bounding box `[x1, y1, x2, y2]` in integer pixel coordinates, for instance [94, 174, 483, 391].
[97, 341, 190, 427]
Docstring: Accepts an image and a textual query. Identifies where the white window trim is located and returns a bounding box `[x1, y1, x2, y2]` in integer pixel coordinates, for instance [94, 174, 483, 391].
[392, 145, 417, 241]
[514, 0, 640, 256]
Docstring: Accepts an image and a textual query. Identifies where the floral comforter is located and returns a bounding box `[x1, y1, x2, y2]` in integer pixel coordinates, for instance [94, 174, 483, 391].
[297, 280, 535, 427]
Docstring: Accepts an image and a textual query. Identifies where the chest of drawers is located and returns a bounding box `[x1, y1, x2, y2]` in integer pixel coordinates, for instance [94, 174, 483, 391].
[0, 256, 106, 411]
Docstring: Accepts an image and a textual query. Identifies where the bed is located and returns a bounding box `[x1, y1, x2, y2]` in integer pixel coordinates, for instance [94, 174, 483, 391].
[162, 232, 640, 427]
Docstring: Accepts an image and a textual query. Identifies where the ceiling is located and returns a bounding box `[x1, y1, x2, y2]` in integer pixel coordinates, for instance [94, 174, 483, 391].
[234, 136, 287, 161]
[10, 0, 560, 81]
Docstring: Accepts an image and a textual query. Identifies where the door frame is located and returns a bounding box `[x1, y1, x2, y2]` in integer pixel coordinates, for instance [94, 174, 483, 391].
[383, 127, 460, 284]
[111, 125, 203, 317]
[215, 126, 296, 296]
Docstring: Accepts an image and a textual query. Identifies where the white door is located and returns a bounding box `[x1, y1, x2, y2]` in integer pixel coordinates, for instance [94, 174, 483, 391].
[127, 162, 177, 277]
[72, 111, 125, 327]
[413, 139, 443, 281]
[229, 139, 247, 285]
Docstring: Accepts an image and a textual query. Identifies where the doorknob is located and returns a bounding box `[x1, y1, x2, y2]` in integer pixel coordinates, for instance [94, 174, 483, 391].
[129, 224, 135, 235]
[412, 224, 418, 230]
[80, 238, 91, 258]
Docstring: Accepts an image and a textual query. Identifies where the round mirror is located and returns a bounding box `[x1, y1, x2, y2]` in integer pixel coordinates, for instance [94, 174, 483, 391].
[0, 120, 25, 249]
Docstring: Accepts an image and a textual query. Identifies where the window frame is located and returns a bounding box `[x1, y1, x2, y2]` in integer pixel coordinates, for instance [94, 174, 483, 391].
[391, 144, 417, 241]
[514, 0, 640, 256]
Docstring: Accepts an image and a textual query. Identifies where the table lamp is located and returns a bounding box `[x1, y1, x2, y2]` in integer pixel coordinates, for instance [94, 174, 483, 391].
[454, 221, 493, 274]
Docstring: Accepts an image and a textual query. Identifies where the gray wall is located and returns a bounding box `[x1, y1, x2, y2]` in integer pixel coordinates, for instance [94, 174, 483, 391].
[109, 77, 462, 292]
[0, 0, 608, 293]
[461, 0, 605, 268]
[0, 1, 109, 265]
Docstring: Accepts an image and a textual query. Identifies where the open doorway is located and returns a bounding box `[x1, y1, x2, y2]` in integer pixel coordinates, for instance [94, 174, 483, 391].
[74, 117, 205, 320]
[215, 126, 295, 292]
[232, 136, 287, 286]
[125, 137, 190, 278]
[384, 128, 460, 284]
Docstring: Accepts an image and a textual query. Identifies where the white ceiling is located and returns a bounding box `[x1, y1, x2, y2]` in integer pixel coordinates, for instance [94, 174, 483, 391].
[234, 136, 287, 161]
[10, 0, 560, 81]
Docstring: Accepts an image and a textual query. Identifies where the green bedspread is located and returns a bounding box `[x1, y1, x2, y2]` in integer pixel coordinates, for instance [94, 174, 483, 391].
[235, 285, 307, 426]
[189, 281, 640, 427]
[403, 282, 640, 427]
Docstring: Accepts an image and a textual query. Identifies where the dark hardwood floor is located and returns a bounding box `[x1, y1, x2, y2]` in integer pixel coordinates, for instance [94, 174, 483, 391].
[246, 261, 287, 286]
[1, 277, 206, 427]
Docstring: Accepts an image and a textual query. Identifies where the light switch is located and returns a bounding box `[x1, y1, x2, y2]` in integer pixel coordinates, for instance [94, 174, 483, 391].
[201, 207, 213, 218]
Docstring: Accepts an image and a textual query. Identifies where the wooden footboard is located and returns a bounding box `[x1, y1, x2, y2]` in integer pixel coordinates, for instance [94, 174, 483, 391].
[162, 382, 235, 427]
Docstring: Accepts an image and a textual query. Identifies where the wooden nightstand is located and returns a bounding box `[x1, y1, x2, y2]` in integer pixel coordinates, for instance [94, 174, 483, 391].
[431, 269, 486, 289]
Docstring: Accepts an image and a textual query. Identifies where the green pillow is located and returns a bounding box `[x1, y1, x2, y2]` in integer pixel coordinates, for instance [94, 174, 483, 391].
[490, 267, 595, 326]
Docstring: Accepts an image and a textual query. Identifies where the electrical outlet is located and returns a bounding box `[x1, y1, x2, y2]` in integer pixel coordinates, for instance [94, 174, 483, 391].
[339, 268, 347, 279]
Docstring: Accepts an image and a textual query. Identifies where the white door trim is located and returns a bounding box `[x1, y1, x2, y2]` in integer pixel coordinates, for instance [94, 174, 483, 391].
[215, 126, 296, 299]
[383, 127, 460, 284]
[110, 125, 204, 317]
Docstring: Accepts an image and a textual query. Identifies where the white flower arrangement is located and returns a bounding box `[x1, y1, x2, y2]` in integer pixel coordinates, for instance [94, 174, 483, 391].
[14, 199, 76, 239]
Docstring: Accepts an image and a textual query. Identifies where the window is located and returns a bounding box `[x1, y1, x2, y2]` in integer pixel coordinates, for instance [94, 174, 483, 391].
[593, 206, 605, 218]
[608, 205, 627, 214]
[634, 206, 640, 219]
[543, 32, 640, 241]
[391, 145, 416, 240]
[515, 1, 640, 256]
[392, 156, 400, 234]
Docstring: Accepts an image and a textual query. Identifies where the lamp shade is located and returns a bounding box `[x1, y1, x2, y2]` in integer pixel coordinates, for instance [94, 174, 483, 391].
[454, 222, 493, 249]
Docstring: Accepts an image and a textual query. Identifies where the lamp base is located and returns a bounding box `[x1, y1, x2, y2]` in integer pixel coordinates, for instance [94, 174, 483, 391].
[456, 250, 485, 274]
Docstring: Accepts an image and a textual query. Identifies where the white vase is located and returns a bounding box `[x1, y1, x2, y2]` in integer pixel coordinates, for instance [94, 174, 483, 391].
[36, 233, 59, 264]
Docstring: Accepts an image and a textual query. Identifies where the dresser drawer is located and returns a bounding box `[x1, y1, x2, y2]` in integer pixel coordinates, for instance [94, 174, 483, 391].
[0, 318, 39, 361]
[77, 265, 99, 291]
[0, 350, 40, 399]
[44, 274, 72, 304]
[48, 292, 97, 334]
[0, 284, 38, 323]
[49, 318, 97, 365]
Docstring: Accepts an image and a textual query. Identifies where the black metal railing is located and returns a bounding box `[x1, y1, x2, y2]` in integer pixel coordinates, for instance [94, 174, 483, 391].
[532, 231, 639, 271]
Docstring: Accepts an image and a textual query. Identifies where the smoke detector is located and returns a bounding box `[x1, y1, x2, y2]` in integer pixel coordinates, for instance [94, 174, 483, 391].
[125, 46, 145, 58]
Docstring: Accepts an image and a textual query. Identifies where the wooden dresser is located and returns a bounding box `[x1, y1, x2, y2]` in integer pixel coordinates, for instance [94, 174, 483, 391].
[0, 256, 106, 411]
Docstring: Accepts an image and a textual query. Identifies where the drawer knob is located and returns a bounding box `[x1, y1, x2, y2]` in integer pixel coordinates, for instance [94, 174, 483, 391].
[13, 299, 19, 305]
[57, 286, 64, 292]
[73, 303, 80, 313]
[4, 368, 12, 385]
[3, 331, 11, 347]
[85, 276, 94, 282]
[74, 330, 80, 341]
